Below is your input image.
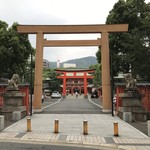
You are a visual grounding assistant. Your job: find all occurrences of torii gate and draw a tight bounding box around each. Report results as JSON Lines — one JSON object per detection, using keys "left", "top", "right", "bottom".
{"left": 17, "top": 24, "right": 128, "bottom": 112}
{"left": 55, "top": 69, "right": 95, "bottom": 97}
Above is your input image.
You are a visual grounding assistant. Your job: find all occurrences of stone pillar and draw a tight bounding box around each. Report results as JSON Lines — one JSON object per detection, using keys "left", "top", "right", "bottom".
{"left": 33, "top": 32, "right": 44, "bottom": 110}
{"left": 148, "top": 121, "right": 150, "bottom": 136}
{"left": 101, "top": 32, "right": 112, "bottom": 112}
{"left": 0, "top": 115, "right": 4, "bottom": 131}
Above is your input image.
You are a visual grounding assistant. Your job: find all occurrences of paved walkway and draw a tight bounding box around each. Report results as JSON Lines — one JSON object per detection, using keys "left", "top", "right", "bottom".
{"left": 0, "top": 96, "right": 150, "bottom": 150}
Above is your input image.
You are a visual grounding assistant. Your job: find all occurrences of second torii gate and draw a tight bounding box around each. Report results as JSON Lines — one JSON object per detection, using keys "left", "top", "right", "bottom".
{"left": 17, "top": 24, "right": 128, "bottom": 113}
{"left": 55, "top": 69, "right": 95, "bottom": 97}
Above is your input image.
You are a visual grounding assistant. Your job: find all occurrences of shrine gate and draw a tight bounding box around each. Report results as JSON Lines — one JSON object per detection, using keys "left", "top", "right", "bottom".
{"left": 17, "top": 24, "right": 128, "bottom": 113}
{"left": 55, "top": 69, "right": 95, "bottom": 97}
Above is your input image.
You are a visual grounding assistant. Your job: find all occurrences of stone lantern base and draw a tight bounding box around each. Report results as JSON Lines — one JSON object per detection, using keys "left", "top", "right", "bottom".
{"left": 118, "top": 88, "right": 147, "bottom": 122}
{"left": 0, "top": 89, "right": 26, "bottom": 121}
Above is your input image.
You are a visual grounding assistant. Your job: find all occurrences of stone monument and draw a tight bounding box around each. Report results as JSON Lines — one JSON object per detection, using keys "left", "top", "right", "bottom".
{"left": 0, "top": 74, "right": 26, "bottom": 121}
{"left": 118, "top": 74, "right": 147, "bottom": 122}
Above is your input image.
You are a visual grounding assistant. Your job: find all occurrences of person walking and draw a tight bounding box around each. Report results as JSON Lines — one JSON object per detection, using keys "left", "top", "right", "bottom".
{"left": 75, "top": 91, "right": 78, "bottom": 98}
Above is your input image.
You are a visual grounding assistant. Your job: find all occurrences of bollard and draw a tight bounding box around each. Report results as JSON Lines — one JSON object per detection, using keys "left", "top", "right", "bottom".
{"left": 83, "top": 120, "right": 88, "bottom": 135}
{"left": 114, "top": 122, "right": 119, "bottom": 136}
{"left": 148, "top": 121, "right": 150, "bottom": 136}
{"left": 27, "top": 117, "right": 31, "bottom": 132}
{"left": 54, "top": 119, "right": 59, "bottom": 133}
{"left": 0, "top": 115, "right": 4, "bottom": 131}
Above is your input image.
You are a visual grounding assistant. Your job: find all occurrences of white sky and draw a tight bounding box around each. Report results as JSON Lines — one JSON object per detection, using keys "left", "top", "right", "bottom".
{"left": 0, "top": 0, "right": 150, "bottom": 62}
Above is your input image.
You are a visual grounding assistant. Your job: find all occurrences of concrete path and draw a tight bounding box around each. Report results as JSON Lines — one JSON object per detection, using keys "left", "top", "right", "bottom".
{"left": 0, "top": 96, "right": 150, "bottom": 150}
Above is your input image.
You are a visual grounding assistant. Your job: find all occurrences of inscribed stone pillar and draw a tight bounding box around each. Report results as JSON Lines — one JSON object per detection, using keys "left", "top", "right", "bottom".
{"left": 33, "top": 32, "right": 44, "bottom": 110}
{"left": 101, "top": 32, "right": 112, "bottom": 112}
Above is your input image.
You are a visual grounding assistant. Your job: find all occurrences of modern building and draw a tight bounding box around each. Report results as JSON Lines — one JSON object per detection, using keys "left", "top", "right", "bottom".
{"left": 43, "top": 59, "right": 50, "bottom": 68}
{"left": 63, "top": 63, "right": 76, "bottom": 68}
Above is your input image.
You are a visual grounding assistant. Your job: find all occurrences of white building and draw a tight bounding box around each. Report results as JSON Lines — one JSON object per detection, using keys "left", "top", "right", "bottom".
{"left": 63, "top": 63, "right": 76, "bottom": 68}
{"left": 43, "top": 59, "right": 50, "bottom": 68}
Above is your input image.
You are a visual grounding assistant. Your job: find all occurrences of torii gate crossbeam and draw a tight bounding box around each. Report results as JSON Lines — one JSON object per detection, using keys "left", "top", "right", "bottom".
{"left": 17, "top": 24, "right": 128, "bottom": 113}
{"left": 43, "top": 39, "right": 101, "bottom": 47}
{"left": 17, "top": 24, "right": 128, "bottom": 33}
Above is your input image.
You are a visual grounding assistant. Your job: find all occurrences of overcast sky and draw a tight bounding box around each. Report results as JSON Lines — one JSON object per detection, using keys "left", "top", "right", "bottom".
{"left": 0, "top": 0, "right": 150, "bottom": 62}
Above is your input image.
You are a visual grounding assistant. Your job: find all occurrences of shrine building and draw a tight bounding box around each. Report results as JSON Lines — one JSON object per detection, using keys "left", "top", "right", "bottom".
{"left": 55, "top": 69, "right": 95, "bottom": 97}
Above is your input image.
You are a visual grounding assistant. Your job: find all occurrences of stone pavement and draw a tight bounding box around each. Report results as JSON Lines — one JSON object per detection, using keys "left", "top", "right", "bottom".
{"left": 0, "top": 97, "right": 150, "bottom": 150}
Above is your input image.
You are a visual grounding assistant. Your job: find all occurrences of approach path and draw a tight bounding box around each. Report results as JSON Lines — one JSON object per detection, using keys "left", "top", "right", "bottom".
{"left": 0, "top": 94, "right": 150, "bottom": 150}
{"left": 42, "top": 94, "right": 102, "bottom": 114}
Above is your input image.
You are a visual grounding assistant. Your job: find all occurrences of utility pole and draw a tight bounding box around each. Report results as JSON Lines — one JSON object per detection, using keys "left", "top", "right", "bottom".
{"left": 30, "top": 50, "right": 33, "bottom": 116}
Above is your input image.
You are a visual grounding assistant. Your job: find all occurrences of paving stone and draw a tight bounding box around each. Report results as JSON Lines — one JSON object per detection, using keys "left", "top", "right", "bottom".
{"left": 0, "top": 113, "right": 150, "bottom": 149}
{"left": 58, "top": 135, "right": 67, "bottom": 141}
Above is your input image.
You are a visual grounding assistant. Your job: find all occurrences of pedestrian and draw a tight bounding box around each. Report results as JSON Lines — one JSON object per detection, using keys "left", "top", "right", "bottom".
{"left": 75, "top": 91, "right": 78, "bottom": 98}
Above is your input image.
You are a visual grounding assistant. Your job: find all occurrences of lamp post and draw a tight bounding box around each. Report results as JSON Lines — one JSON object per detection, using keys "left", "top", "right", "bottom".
{"left": 30, "top": 50, "right": 33, "bottom": 116}
{"left": 110, "top": 49, "right": 114, "bottom": 116}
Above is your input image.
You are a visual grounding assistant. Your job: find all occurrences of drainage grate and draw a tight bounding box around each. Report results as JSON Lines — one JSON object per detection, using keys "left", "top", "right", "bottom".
{"left": 104, "top": 137, "right": 115, "bottom": 144}
{"left": 15, "top": 132, "right": 27, "bottom": 138}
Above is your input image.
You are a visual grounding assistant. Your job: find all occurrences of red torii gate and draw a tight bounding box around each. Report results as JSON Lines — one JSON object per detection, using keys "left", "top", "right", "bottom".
{"left": 55, "top": 69, "right": 95, "bottom": 97}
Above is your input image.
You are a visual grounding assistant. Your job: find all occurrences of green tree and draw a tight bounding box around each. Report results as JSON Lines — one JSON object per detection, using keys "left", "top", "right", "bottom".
{"left": 22, "top": 48, "right": 35, "bottom": 84}
{"left": 89, "top": 64, "right": 102, "bottom": 86}
{"left": 96, "top": 0, "right": 150, "bottom": 80}
{"left": 43, "top": 68, "right": 62, "bottom": 91}
{"left": 43, "top": 68, "right": 58, "bottom": 80}
{"left": 96, "top": 47, "right": 101, "bottom": 63}
{"left": 0, "top": 21, "right": 33, "bottom": 79}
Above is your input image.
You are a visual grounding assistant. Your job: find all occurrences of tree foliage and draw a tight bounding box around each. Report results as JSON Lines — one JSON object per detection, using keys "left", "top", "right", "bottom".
{"left": 89, "top": 64, "right": 102, "bottom": 86}
{"left": 96, "top": 0, "right": 150, "bottom": 80}
{"left": 43, "top": 68, "right": 58, "bottom": 80}
{"left": 0, "top": 20, "right": 33, "bottom": 79}
{"left": 43, "top": 68, "right": 62, "bottom": 91}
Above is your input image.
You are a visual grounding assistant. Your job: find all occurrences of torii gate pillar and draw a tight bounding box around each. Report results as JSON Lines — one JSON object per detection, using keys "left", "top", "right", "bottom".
{"left": 33, "top": 32, "right": 44, "bottom": 110}
{"left": 101, "top": 32, "right": 111, "bottom": 112}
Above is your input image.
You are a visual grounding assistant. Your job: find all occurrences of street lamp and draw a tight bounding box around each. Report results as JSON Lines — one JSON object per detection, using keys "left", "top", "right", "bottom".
{"left": 30, "top": 50, "right": 33, "bottom": 116}
{"left": 110, "top": 49, "right": 114, "bottom": 116}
